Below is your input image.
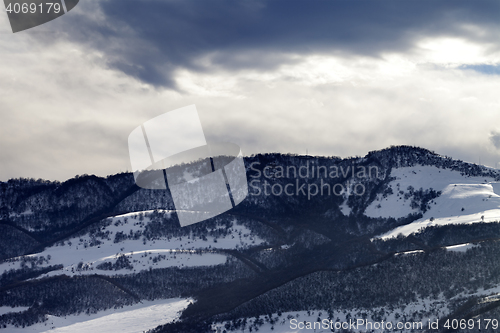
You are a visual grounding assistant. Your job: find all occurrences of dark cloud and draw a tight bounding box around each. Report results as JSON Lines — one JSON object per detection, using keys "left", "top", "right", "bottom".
{"left": 50, "top": 0, "right": 500, "bottom": 87}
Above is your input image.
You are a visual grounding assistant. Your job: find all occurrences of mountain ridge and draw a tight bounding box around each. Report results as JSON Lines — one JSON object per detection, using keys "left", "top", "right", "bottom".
{"left": 2, "top": 145, "right": 500, "bottom": 331}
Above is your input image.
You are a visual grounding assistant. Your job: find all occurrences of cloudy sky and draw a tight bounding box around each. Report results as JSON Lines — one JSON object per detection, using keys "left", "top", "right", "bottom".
{"left": 1, "top": 0, "right": 500, "bottom": 181}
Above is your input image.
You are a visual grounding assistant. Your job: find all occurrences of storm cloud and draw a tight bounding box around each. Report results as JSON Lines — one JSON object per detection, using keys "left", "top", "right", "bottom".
{"left": 56, "top": 0, "right": 500, "bottom": 87}
{"left": 2, "top": 0, "right": 500, "bottom": 181}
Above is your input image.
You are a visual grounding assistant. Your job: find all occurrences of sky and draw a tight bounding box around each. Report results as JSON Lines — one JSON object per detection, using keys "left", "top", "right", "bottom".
{"left": 1, "top": 0, "right": 500, "bottom": 181}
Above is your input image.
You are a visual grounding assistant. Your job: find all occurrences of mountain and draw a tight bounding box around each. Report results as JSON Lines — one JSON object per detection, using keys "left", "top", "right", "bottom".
{"left": 2, "top": 145, "right": 500, "bottom": 332}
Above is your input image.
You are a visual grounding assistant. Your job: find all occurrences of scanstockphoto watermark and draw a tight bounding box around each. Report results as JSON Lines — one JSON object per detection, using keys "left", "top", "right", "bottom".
{"left": 290, "top": 318, "right": 424, "bottom": 331}
{"left": 248, "top": 161, "right": 380, "bottom": 200}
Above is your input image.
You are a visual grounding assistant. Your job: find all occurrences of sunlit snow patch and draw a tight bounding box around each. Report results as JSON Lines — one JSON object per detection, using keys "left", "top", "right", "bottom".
{"left": 6, "top": 298, "right": 191, "bottom": 333}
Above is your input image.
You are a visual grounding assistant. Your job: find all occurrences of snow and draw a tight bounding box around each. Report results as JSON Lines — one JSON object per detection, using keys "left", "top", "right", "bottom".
{"left": 339, "top": 202, "right": 351, "bottom": 216}
{"left": 365, "top": 165, "right": 494, "bottom": 219}
{"left": 394, "top": 249, "right": 425, "bottom": 256}
{"left": 445, "top": 243, "right": 479, "bottom": 253}
{"left": 0, "top": 211, "right": 264, "bottom": 278}
{"left": 4, "top": 298, "right": 191, "bottom": 333}
{"left": 392, "top": 243, "right": 478, "bottom": 256}
{"left": 0, "top": 236, "right": 229, "bottom": 278}
{"left": 451, "top": 281, "right": 500, "bottom": 304}
{"left": 42, "top": 251, "right": 227, "bottom": 278}
{"left": 105, "top": 211, "right": 263, "bottom": 250}
{"left": 213, "top": 296, "right": 449, "bottom": 332}
{"left": 9, "top": 209, "right": 33, "bottom": 218}
{"left": 0, "top": 306, "right": 29, "bottom": 316}
{"left": 0, "top": 211, "right": 266, "bottom": 331}
{"left": 366, "top": 166, "right": 500, "bottom": 239}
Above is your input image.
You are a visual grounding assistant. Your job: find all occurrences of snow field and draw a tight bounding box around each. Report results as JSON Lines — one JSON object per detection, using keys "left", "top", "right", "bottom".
{"left": 4, "top": 298, "right": 191, "bottom": 333}
{"left": 0, "top": 211, "right": 264, "bottom": 277}
{"left": 364, "top": 166, "right": 500, "bottom": 239}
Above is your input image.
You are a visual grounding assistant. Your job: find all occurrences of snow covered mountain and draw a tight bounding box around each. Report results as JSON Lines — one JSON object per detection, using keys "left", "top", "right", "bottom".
{"left": 2, "top": 146, "right": 500, "bottom": 332}
{"left": 366, "top": 165, "right": 500, "bottom": 239}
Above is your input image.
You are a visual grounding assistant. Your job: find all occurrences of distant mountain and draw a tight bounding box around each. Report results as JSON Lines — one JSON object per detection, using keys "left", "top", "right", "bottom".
{"left": 2, "top": 145, "right": 500, "bottom": 332}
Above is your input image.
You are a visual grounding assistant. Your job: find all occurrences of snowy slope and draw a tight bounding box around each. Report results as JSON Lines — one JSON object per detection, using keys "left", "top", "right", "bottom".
{"left": 0, "top": 210, "right": 266, "bottom": 332}
{"left": 0, "top": 210, "right": 264, "bottom": 277}
{"left": 364, "top": 166, "right": 500, "bottom": 239}
{"left": 366, "top": 166, "right": 495, "bottom": 219}
{"left": 213, "top": 296, "right": 449, "bottom": 333}
{"left": 5, "top": 298, "right": 191, "bottom": 333}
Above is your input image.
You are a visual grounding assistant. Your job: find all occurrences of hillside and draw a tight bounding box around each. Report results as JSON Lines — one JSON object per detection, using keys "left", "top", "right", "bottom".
{"left": 2, "top": 146, "right": 500, "bottom": 332}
